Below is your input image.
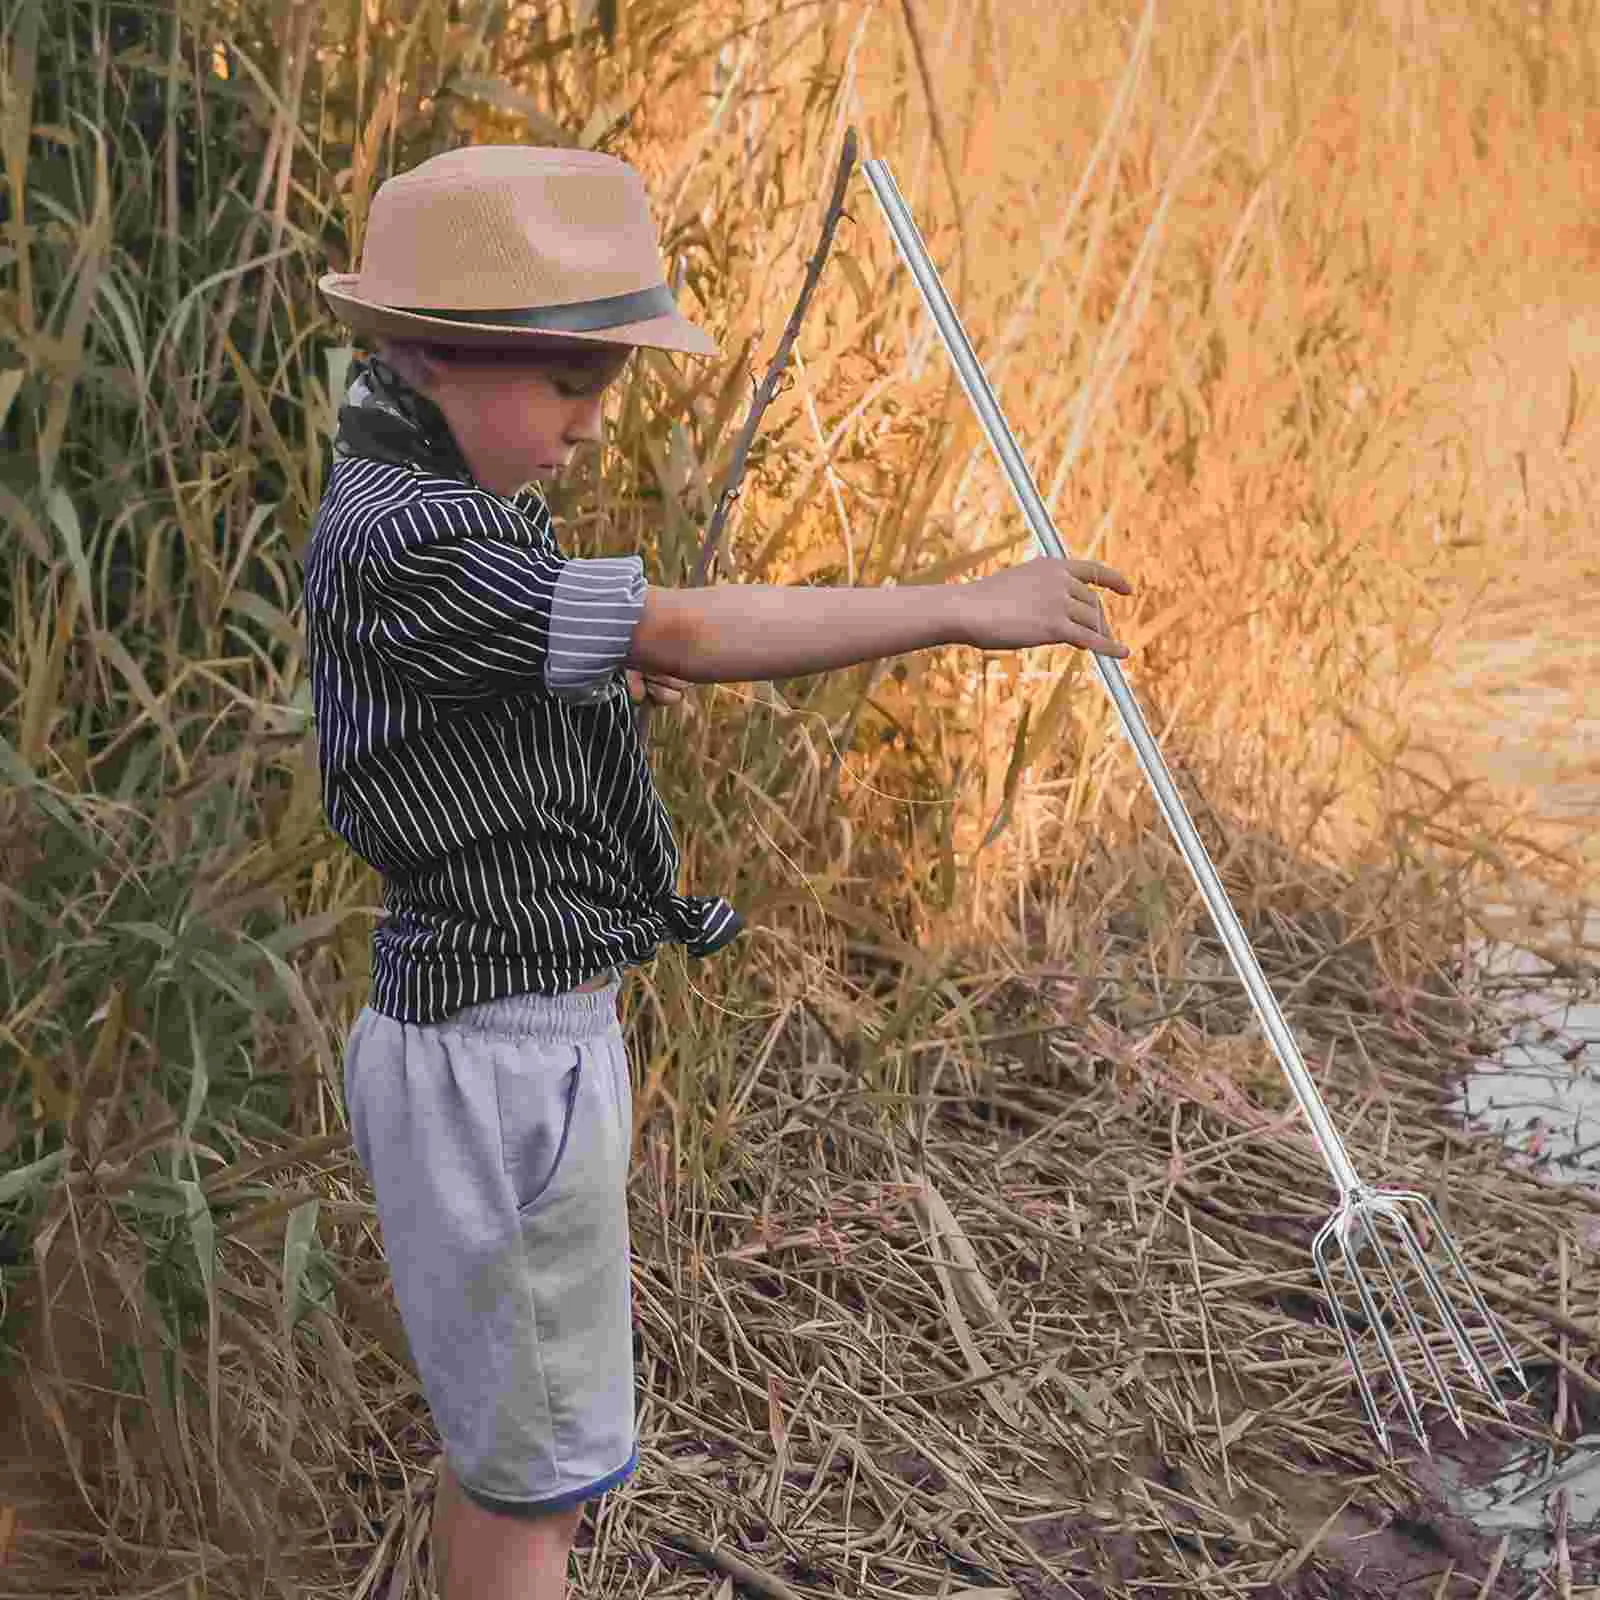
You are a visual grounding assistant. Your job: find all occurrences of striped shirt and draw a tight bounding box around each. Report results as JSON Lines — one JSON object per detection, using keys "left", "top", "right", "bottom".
{"left": 301, "top": 361, "right": 741, "bottom": 1022}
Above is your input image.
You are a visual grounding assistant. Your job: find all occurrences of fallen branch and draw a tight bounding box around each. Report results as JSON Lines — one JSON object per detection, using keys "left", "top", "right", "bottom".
{"left": 663, "top": 1528, "right": 810, "bottom": 1600}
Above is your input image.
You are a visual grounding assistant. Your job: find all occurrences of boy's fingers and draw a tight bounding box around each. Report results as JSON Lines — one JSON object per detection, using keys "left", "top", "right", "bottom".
{"left": 1060, "top": 604, "right": 1128, "bottom": 655}
{"left": 1065, "top": 582, "right": 1122, "bottom": 629}
{"left": 1068, "top": 559, "right": 1132, "bottom": 594}
{"left": 1068, "top": 598, "right": 1111, "bottom": 634}
{"left": 1083, "top": 630, "right": 1130, "bottom": 657}
{"left": 639, "top": 673, "right": 688, "bottom": 705}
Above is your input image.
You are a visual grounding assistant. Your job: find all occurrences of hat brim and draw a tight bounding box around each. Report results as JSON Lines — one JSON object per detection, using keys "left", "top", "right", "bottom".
{"left": 318, "top": 274, "right": 719, "bottom": 359}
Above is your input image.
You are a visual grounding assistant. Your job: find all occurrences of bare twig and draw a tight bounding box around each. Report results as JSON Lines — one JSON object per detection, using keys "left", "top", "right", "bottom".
{"left": 663, "top": 1528, "right": 810, "bottom": 1600}
{"left": 689, "top": 126, "right": 860, "bottom": 588}
{"left": 1554, "top": 1487, "right": 1573, "bottom": 1600}
{"left": 635, "top": 128, "right": 858, "bottom": 739}
{"left": 1472, "top": 1536, "right": 1510, "bottom": 1599}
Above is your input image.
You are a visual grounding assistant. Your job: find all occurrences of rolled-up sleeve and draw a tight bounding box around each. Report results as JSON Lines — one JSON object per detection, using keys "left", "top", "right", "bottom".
{"left": 546, "top": 555, "right": 647, "bottom": 699}
{"left": 364, "top": 515, "right": 569, "bottom": 699}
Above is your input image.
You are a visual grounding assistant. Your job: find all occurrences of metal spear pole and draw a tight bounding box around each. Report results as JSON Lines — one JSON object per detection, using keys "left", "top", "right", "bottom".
{"left": 862, "top": 158, "right": 1365, "bottom": 1191}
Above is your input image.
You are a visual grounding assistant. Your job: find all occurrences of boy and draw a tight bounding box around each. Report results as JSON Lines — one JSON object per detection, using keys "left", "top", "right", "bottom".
{"left": 308, "top": 143, "right": 1130, "bottom": 1600}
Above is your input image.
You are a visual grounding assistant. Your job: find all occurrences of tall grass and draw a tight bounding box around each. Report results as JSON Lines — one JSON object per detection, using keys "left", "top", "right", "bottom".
{"left": 2, "top": 0, "right": 1596, "bottom": 1593}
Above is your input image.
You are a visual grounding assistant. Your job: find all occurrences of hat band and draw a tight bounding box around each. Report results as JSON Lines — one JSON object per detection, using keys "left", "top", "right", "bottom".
{"left": 394, "top": 283, "right": 675, "bottom": 334}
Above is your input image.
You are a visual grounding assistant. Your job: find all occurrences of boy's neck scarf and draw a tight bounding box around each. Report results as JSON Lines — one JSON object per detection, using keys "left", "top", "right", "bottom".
{"left": 334, "top": 356, "right": 476, "bottom": 484}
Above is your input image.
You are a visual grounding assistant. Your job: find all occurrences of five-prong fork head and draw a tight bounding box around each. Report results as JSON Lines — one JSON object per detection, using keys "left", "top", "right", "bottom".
{"left": 1311, "top": 1185, "right": 1527, "bottom": 1456}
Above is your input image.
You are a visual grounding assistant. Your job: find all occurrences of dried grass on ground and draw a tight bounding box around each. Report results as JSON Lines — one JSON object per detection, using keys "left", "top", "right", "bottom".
{"left": 9, "top": 832, "right": 1596, "bottom": 1598}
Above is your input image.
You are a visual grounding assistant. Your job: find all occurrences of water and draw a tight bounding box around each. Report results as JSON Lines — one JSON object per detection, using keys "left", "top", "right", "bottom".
{"left": 1364, "top": 286, "right": 1600, "bottom": 1581}
{"left": 1441, "top": 919, "right": 1599, "bottom": 1573}
{"left": 1435, "top": 1436, "right": 1600, "bottom": 1576}
{"left": 1455, "top": 926, "right": 1600, "bottom": 1189}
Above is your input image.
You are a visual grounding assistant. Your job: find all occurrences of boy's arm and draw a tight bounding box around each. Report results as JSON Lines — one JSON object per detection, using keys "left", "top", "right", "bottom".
{"left": 361, "top": 510, "right": 644, "bottom": 702}
{"left": 625, "top": 558, "right": 1131, "bottom": 684}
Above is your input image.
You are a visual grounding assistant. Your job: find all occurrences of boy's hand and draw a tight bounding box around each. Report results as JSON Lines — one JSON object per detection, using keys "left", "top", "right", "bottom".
{"left": 956, "top": 558, "right": 1132, "bottom": 657}
{"left": 625, "top": 669, "right": 688, "bottom": 707}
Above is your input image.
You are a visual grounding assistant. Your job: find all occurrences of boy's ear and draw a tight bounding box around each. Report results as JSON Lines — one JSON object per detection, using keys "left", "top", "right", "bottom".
{"left": 379, "top": 338, "right": 448, "bottom": 393}
{"left": 416, "top": 345, "right": 451, "bottom": 388}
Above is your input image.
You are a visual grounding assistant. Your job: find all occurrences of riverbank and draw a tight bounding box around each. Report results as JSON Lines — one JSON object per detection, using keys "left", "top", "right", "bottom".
{"left": 5, "top": 823, "right": 1594, "bottom": 1599}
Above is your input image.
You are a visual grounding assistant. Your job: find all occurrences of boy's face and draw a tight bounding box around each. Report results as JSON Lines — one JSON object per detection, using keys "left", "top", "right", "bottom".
{"left": 410, "top": 339, "right": 634, "bottom": 497}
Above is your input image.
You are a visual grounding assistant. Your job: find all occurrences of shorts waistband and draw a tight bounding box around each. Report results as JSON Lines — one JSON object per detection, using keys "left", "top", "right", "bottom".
{"left": 436, "top": 976, "right": 620, "bottom": 1044}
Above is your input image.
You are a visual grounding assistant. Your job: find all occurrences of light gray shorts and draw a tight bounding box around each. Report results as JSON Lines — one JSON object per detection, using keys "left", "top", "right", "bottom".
{"left": 343, "top": 980, "right": 636, "bottom": 1516}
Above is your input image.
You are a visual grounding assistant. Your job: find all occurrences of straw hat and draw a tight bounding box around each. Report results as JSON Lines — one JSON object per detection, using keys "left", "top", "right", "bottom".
{"left": 318, "top": 145, "right": 717, "bottom": 358}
